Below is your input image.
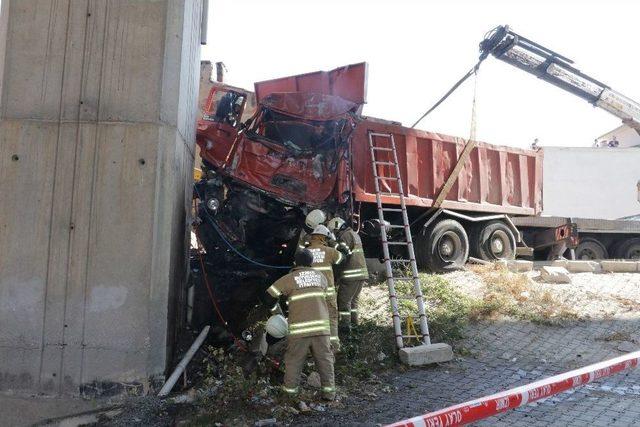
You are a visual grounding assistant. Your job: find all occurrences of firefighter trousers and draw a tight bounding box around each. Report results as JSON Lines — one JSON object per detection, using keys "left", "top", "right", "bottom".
{"left": 337, "top": 279, "right": 365, "bottom": 328}
{"left": 326, "top": 292, "right": 340, "bottom": 350}
{"left": 283, "top": 335, "right": 335, "bottom": 399}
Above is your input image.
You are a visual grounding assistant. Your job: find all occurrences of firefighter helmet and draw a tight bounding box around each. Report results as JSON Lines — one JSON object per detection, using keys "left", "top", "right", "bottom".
{"left": 312, "top": 224, "right": 332, "bottom": 239}
{"left": 265, "top": 314, "right": 288, "bottom": 338}
{"left": 305, "top": 209, "right": 327, "bottom": 229}
{"left": 327, "top": 217, "right": 346, "bottom": 232}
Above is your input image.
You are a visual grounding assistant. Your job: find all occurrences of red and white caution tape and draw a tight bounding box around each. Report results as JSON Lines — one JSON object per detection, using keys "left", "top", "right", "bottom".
{"left": 386, "top": 350, "right": 640, "bottom": 427}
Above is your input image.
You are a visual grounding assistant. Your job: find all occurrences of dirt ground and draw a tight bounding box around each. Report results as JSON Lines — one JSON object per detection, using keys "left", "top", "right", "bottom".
{"left": 7, "top": 265, "right": 640, "bottom": 426}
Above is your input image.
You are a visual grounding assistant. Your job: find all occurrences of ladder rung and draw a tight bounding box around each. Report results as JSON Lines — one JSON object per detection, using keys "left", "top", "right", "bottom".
{"left": 375, "top": 176, "right": 399, "bottom": 180}
{"left": 379, "top": 192, "right": 401, "bottom": 196}
{"left": 386, "top": 241, "right": 410, "bottom": 246}
{"left": 386, "top": 225, "right": 406, "bottom": 229}
{"left": 388, "top": 259, "right": 413, "bottom": 263}
{"left": 401, "top": 335, "right": 424, "bottom": 338}
{"left": 374, "top": 161, "right": 395, "bottom": 166}
{"left": 371, "top": 146, "right": 394, "bottom": 152}
{"left": 382, "top": 208, "right": 405, "bottom": 212}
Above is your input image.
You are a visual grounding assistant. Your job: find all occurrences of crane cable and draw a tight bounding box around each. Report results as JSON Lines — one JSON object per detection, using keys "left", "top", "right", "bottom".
{"left": 411, "top": 58, "right": 485, "bottom": 129}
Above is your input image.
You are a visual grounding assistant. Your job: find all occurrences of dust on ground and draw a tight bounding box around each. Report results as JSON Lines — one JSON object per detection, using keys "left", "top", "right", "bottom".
{"left": 98, "top": 265, "right": 640, "bottom": 426}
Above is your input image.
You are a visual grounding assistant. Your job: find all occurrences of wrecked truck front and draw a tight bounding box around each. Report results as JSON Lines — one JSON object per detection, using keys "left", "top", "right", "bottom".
{"left": 197, "top": 91, "right": 358, "bottom": 207}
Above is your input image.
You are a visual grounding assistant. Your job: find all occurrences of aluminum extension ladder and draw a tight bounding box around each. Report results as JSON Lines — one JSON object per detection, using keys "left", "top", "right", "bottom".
{"left": 367, "top": 131, "right": 431, "bottom": 349}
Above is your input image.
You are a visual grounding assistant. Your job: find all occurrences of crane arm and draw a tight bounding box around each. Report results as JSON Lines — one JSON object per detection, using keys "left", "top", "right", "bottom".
{"left": 479, "top": 26, "right": 640, "bottom": 134}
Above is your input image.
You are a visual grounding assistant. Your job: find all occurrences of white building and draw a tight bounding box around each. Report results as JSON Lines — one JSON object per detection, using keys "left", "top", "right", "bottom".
{"left": 542, "top": 146, "right": 640, "bottom": 219}
{"left": 594, "top": 125, "right": 640, "bottom": 148}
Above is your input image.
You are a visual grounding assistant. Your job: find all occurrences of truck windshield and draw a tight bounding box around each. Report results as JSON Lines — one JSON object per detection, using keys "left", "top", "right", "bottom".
{"left": 250, "top": 108, "right": 347, "bottom": 154}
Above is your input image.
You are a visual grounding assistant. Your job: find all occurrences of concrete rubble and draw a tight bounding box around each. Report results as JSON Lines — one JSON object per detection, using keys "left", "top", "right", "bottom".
{"left": 600, "top": 260, "right": 640, "bottom": 273}
{"left": 498, "top": 260, "right": 534, "bottom": 273}
{"left": 539, "top": 266, "right": 572, "bottom": 284}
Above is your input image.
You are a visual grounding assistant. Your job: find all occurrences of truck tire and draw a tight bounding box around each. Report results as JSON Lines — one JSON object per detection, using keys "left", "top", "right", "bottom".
{"left": 470, "top": 221, "right": 516, "bottom": 261}
{"left": 575, "top": 238, "right": 608, "bottom": 260}
{"left": 417, "top": 219, "right": 469, "bottom": 273}
{"left": 615, "top": 238, "right": 640, "bottom": 260}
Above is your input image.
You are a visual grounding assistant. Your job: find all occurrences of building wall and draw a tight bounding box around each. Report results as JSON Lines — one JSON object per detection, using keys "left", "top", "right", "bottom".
{"left": 595, "top": 124, "right": 640, "bottom": 148}
{"left": 0, "top": 0, "right": 202, "bottom": 395}
{"left": 542, "top": 147, "right": 640, "bottom": 219}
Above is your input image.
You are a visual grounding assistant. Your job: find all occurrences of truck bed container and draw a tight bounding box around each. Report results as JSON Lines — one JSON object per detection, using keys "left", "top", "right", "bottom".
{"left": 350, "top": 120, "right": 543, "bottom": 216}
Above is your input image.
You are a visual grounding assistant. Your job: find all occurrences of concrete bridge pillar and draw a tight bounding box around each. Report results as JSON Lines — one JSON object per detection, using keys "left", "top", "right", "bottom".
{"left": 0, "top": 0, "right": 203, "bottom": 395}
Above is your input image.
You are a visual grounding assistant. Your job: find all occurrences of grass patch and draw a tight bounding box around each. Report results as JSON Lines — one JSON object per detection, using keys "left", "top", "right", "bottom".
{"left": 469, "top": 264, "right": 578, "bottom": 325}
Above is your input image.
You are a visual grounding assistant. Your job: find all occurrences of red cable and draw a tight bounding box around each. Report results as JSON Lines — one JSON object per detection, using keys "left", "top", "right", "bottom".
{"left": 191, "top": 198, "right": 281, "bottom": 368}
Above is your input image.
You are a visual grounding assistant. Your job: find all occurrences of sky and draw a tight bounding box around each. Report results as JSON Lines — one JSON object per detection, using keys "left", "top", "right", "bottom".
{"left": 202, "top": 0, "right": 640, "bottom": 149}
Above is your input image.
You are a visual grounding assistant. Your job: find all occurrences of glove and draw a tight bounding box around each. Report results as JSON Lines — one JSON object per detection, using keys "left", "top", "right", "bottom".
{"left": 336, "top": 242, "right": 351, "bottom": 257}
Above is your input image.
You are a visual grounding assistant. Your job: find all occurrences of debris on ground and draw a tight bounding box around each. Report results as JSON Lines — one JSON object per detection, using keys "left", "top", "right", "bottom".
{"left": 104, "top": 265, "right": 640, "bottom": 425}
{"left": 539, "top": 266, "right": 572, "bottom": 284}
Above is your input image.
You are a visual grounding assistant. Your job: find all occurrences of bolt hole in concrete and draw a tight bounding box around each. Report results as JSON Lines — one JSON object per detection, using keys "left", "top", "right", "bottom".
{"left": 139, "top": 158, "right": 146, "bottom": 165}
{"left": 11, "top": 154, "right": 19, "bottom": 161}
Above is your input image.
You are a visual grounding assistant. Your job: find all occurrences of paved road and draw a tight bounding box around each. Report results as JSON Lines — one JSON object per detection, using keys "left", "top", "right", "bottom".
{"left": 302, "top": 317, "right": 640, "bottom": 426}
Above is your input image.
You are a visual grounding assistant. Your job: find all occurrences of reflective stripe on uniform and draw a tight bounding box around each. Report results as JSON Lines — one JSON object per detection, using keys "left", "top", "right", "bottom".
{"left": 298, "top": 244, "right": 306, "bottom": 249}
{"left": 322, "top": 386, "right": 336, "bottom": 392}
{"left": 351, "top": 248, "right": 364, "bottom": 253}
{"left": 283, "top": 386, "right": 298, "bottom": 394}
{"left": 339, "top": 311, "right": 351, "bottom": 317}
{"left": 289, "top": 325, "right": 330, "bottom": 335}
{"left": 267, "top": 285, "right": 281, "bottom": 297}
{"left": 289, "top": 319, "right": 330, "bottom": 336}
{"left": 351, "top": 309, "right": 358, "bottom": 313}
{"left": 343, "top": 274, "right": 367, "bottom": 279}
{"left": 341, "top": 268, "right": 368, "bottom": 279}
{"left": 325, "top": 286, "right": 336, "bottom": 296}
{"left": 311, "top": 266, "right": 332, "bottom": 271}
{"left": 289, "top": 319, "right": 330, "bottom": 329}
{"left": 289, "top": 291, "right": 326, "bottom": 302}
{"left": 335, "top": 252, "right": 343, "bottom": 264}
{"left": 342, "top": 267, "right": 367, "bottom": 274}
{"left": 330, "top": 336, "right": 340, "bottom": 342}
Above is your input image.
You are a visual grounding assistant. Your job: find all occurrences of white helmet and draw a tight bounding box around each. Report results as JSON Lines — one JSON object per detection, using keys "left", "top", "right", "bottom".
{"left": 327, "top": 217, "right": 346, "bottom": 232}
{"left": 305, "top": 209, "right": 327, "bottom": 229}
{"left": 265, "top": 314, "right": 288, "bottom": 338}
{"left": 312, "top": 224, "right": 332, "bottom": 239}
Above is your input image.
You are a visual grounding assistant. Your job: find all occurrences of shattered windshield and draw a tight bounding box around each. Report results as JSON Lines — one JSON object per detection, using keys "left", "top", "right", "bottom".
{"left": 256, "top": 109, "right": 349, "bottom": 153}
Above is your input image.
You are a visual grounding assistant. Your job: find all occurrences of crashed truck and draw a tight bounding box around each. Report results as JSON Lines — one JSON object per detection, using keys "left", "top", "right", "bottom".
{"left": 190, "top": 63, "right": 548, "bottom": 331}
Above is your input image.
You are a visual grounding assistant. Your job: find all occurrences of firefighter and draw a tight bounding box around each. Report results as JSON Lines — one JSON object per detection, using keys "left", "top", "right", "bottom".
{"left": 266, "top": 249, "right": 336, "bottom": 400}
{"left": 296, "top": 209, "right": 327, "bottom": 253}
{"left": 328, "top": 217, "right": 369, "bottom": 335}
{"left": 307, "top": 225, "right": 345, "bottom": 351}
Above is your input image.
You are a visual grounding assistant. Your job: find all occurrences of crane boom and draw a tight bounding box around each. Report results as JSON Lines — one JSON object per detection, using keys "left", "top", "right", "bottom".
{"left": 479, "top": 26, "right": 640, "bottom": 134}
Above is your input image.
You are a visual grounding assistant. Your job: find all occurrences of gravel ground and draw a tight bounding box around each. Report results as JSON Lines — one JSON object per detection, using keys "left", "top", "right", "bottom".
{"left": 301, "top": 269, "right": 640, "bottom": 426}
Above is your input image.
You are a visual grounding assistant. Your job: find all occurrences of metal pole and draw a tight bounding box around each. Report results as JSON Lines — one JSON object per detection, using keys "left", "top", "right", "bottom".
{"left": 158, "top": 325, "right": 210, "bottom": 397}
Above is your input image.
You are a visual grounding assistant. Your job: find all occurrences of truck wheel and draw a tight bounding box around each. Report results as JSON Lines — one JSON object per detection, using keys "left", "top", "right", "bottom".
{"left": 575, "top": 238, "right": 608, "bottom": 260}
{"left": 615, "top": 238, "right": 640, "bottom": 260}
{"left": 417, "top": 219, "right": 469, "bottom": 273}
{"left": 470, "top": 221, "right": 516, "bottom": 261}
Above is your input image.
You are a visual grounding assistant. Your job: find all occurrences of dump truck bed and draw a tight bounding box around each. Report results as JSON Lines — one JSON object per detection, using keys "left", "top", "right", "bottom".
{"left": 351, "top": 120, "right": 543, "bottom": 216}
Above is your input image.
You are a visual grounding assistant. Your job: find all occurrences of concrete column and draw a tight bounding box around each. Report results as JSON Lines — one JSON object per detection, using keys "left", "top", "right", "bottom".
{"left": 0, "top": 0, "right": 202, "bottom": 395}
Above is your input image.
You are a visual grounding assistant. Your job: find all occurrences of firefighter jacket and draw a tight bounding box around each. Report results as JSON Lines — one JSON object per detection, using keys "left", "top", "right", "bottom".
{"left": 266, "top": 267, "right": 330, "bottom": 338}
{"left": 337, "top": 228, "right": 368, "bottom": 282}
{"left": 306, "top": 236, "right": 343, "bottom": 293}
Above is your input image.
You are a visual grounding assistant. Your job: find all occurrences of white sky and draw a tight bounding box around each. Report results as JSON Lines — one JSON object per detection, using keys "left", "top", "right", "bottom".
{"left": 202, "top": 0, "right": 640, "bottom": 149}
